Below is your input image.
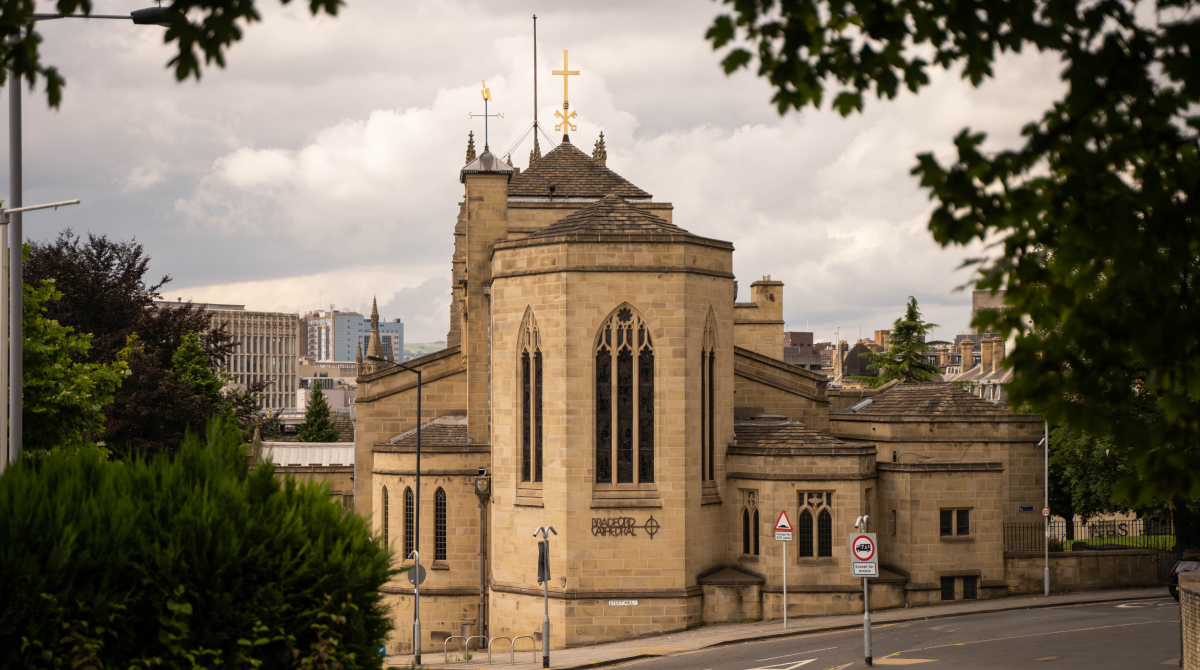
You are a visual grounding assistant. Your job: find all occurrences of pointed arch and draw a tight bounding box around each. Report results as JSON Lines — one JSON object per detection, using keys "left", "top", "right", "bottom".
{"left": 818, "top": 509, "right": 833, "bottom": 557}
{"left": 403, "top": 487, "right": 414, "bottom": 558}
{"left": 518, "top": 308, "right": 544, "bottom": 483}
{"left": 797, "top": 509, "right": 814, "bottom": 557}
{"left": 701, "top": 308, "right": 718, "bottom": 482}
{"left": 434, "top": 487, "right": 448, "bottom": 561}
{"left": 594, "top": 303, "right": 655, "bottom": 484}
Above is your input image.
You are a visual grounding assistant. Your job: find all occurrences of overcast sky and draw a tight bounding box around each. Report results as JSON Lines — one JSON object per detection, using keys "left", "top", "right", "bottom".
{"left": 5, "top": 0, "right": 1066, "bottom": 343}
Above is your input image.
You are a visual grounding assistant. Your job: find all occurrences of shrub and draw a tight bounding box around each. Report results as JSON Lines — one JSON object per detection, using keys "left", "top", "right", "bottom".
{"left": 0, "top": 420, "right": 396, "bottom": 668}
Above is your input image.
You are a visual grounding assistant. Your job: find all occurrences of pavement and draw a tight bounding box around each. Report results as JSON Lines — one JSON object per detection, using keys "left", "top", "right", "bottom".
{"left": 385, "top": 586, "right": 1169, "bottom": 669}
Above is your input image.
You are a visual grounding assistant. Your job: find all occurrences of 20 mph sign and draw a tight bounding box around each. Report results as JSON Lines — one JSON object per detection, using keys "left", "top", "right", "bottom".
{"left": 849, "top": 533, "right": 878, "bottom": 577}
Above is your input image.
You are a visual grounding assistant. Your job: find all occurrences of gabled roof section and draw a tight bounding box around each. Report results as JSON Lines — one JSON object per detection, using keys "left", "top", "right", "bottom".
{"left": 389, "top": 415, "right": 468, "bottom": 447}
{"left": 525, "top": 193, "right": 687, "bottom": 238}
{"left": 459, "top": 149, "right": 514, "bottom": 183}
{"left": 843, "top": 382, "right": 1009, "bottom": 415}
{"left": 508, "top": 139, "right": 651, "bottom": 199}
{"left": 734, "top": 421, "right": 848, "bottom": 450}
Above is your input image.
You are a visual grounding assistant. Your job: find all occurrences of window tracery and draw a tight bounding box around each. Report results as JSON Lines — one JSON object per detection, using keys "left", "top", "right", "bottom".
{"left": 700, "top": 313, "right": 717, "bottom": 481}
{"left": 434, "top": 487, "right": 447, "bottom": 561}
{"left": 519, "top": 311, "right": 543, "bottom": 483}
{"left": 595, "top": 306, "right": 654, "bottom": 484}
{"left": 797, "top": 491, "right": 835, "bottom": 558}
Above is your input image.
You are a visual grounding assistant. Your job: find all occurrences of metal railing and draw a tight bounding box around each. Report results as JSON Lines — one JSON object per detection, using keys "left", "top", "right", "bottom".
{"left": 512, "top": 635, "right": 538, "bottom": 665}
{"left": 488, "top": 636, "right": 514, "bottom": 665}
{"left": 1003, "top": 518, "right": 1175, "bottom": 553}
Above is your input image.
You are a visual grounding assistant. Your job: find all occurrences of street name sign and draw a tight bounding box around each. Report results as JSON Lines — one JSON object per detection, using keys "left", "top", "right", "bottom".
{"left": 849, "top": 533, "right": 878, "bottom": 578}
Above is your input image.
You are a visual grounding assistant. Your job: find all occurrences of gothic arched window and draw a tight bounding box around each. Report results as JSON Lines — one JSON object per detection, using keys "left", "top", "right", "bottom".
{"left": 435, "top": 487, "right": 447, "bottom": 561}
{"left": 404, "top": 487, "right": 414, "bottom": 558}
{"left": 519, "top": 311, "right": 544, "bottom": 483}
{"left": 382, "top": 486, "right": 389, "bottom": 548}
{"left": 797, "top": 509, "right": 814, "bottom": 557}
{"left": 741, "top": 490, "right": 759, "bottom": 555}
{"left": 595, "top": 306, "right": 654, "bottom": 484}
{"left": 818, "top": 509, "right": 833, "bottom": 557}
{"left": 700, "top": 313, "right": 717, "bottom": 481}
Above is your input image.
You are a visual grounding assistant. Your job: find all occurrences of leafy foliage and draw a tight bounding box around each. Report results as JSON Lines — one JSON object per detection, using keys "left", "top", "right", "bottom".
{"left": 0, "top": 419, "right": 396, "bottom": 668}
{"left": 26, "top": 232, "right": 267, "bottom": 455}
{"left": 0, "top": 0, "right": 342, "bottom": 108}
{"left": 708, "top": 0, "right": 1200, "bottom": 506}
{"left": 1048, "top": 424, "right": 1131, "bottom": 524}
{"left": 22, "top": 276, "right": 127, "bottom": 451}
{"left": 857, "top": 296, "right": 946, "bottom": 384}
{"left": 298, "top": 381, "right": 341, "bottom": 443}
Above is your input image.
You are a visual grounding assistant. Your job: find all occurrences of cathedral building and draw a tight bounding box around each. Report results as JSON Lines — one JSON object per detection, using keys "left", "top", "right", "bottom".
{"left": 353, "top": 134, "right": 1045, "bottom": 653}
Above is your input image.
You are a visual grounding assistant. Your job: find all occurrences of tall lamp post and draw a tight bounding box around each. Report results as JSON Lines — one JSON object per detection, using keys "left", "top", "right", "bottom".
{"left": 366, "top": 354, "right": 423, "bottom": 662}
{"left": 6, "top": 7, "right": 171, "bottom": 466}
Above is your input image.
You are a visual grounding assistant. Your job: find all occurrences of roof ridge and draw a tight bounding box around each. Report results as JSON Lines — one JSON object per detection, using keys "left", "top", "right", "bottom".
{"left": 508, "top": 139, "right": 652, "bottom": 199}
{"left": 525, "top": 193, "right": 689, "bottom": 238}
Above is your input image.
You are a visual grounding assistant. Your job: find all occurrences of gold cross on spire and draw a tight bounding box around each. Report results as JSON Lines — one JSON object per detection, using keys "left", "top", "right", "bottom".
{"left": 552, "top": 50, "right": 579, "bottom": 135}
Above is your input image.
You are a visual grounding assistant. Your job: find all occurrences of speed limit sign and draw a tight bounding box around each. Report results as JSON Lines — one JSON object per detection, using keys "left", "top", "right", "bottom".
{"left": 1041, "top": 507, "right": 1051, "bottom": 518}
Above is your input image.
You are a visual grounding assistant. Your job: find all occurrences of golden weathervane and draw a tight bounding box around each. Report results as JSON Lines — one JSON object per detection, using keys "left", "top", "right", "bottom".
{"left": 553, "top": 50, "right": 579, "bottom": 134}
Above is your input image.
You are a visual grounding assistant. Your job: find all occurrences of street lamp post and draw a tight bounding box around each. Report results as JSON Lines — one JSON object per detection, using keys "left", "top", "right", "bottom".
{"left": 5, "top": 9, "right": 169, "bottom": 466}
{"left": 534, "top": 525, "right": 557, "bottom": 669}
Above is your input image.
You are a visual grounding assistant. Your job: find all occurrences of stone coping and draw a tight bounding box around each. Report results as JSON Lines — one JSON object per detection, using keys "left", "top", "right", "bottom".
{"left": 830, "top": 412, "right": 1044, "bottom": 424}
{"left": 877, "top": 461, "right": 1004, "bottom": 473}
{"left": 355, "top": 345, "right": 460, "bottom": 384}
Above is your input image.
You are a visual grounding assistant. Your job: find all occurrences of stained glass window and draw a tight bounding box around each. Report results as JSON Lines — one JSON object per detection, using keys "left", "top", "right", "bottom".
{"left": 700, "top": 352, "right": 707, "bottom": 479}
{"left": 522, "top": 352, "right": 531, "bottom": 482}
{"left": 818, "top": 509, "right": 833, "bottom": 557}
{"left": 742, "top": 509, "right": 751, "bottom": 555}
{"left": 753, "top": 508, "right": 760, "bottom": 556}
{"left": 595, "top": 307, "right": 654, "bottom": 484}
{"left": 596, "top": 345, "right": 612, "bottom": 484}
{"left": 382, "top": 486, "right": 389, "bottom": 548}
{"left": 616, "top": 350, "right": 634, "bottom": 483}
{"left": 404, "top": 487, "right": 414, "bottom": 558}
{"left": 707, "top": 349, "right": 715, "bottom": 481}
{"left": 435, "top": 488, "right": 447, "bottom": 561}
{"left": 535, "top": 351, "right": 544, "bottom": 483}
{"left": 797, "top": 510, "right": 814, "bottom": 557}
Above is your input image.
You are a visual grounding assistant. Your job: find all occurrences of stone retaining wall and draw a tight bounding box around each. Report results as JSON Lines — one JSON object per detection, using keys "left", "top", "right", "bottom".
{"left": 1183, "top": 572, "right": 1199, "bottom": 670}
{"left": 1004, "top": 549, "right": 1158, "bottom": 594}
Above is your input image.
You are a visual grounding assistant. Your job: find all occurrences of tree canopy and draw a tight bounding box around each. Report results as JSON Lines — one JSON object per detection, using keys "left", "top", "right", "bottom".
{"left": 708, "top": 0, "right": 1200, "bottom": 506}
{"left": 857, "top": 296, "right": 946, "bottom": 385}
{"left": 1, "top": 0, "right": 342, "bottom": 108}
{"left": 298, "top": 381, "right": 340, "bottom": 443}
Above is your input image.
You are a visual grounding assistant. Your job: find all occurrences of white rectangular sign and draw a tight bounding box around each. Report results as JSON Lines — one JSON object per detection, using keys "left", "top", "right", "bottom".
{"left": 775, "top": 531, "right": 792, "bottom": 542}
{"left": 607, "top": 600, "right": 638, "bottom": 607}
{"left": 853, "top": 562, "right": 878, "bottom": 577}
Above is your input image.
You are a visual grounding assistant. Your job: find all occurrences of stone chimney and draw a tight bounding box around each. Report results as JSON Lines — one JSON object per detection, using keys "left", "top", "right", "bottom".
{"left": 959, "top": 338, "right": 974, "bottom": 372}
{"left": 980, "top": 337, "right": 994, "bottom": 375}
{"left": 993, "top": 338, "right": 1006, "bottom": 373}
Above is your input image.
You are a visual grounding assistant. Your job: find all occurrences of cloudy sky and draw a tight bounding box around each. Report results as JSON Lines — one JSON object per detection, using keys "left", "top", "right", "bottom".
{"left": 5, "top": 0, "right": 1066, "bottom": 343}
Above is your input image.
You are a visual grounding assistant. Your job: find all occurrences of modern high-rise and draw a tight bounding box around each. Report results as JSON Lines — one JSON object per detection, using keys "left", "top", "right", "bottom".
{"left": 302, "top": 306, "right": 403, "bottom": 363}
{"left": 190, "top": 303, "right": 301, "bottom": 410}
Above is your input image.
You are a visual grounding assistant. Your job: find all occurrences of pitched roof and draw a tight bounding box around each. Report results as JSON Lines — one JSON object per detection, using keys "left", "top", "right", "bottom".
{"left": 525, "top": 193, "right": 688, "bottom": 238}
{"left": 842, "top": 382, "right": 1009, "bottom": 415}
{"left": 459, "top": 149, "right": 513, "bottom": 182}
{"left": 389, "top": 415, "right": 469, "bottom": 447}
{"left": 732, "top": 420, "right": 851, "bottom": 450}
{"left": 508, "top": 139, "right": 651, "bottom": 199}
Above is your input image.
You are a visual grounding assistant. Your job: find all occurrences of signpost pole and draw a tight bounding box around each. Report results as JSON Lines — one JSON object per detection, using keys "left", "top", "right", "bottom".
{"left": 1044, "top": 421, "right": 1050, "bottom": 597}
{"left": 863, "top": 576, "right": 872, "bottom": 666}
{"left": 783, "top": 537, "right": 787, "bottom": 629}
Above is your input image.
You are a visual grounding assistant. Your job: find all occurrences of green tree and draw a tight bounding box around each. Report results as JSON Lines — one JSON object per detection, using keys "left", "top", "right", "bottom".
{"left": 297, "top": 380, "right": 339, "bottom": 443}
{"left": 1049, "top": 425, "right": 1130, "bottom": 525}
{"left": 2, "top": 0, "right": 341, "bottom": 109}
{"left": 855, "top": 296, "right": 946, "bottom": 385}
{"left": 171, "top": 332, "right": 225, "bottom": 408}
{"left": 22, "top": 277, "right": 127, "bottom": 451}
{"left": 707, "top": 0, "right": 1200, "bottom": 507}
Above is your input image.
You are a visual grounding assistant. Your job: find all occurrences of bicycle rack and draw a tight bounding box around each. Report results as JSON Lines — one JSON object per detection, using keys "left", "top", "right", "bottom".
{"left": 512, "top": 635, "right": 538, "bottom": 665}
{"left": 442, "top": 635, "right": 487, "bottom": 664}
{"left": 488, "top": 636, "right": 514, "bottom": 665}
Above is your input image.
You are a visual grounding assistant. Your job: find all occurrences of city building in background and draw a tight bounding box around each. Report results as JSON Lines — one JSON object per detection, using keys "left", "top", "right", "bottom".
{"left": 159, "top": 302, "right": 301, "bottom": 410}
{"left": 302, "top": 306, "right": 404, "bottom": 363}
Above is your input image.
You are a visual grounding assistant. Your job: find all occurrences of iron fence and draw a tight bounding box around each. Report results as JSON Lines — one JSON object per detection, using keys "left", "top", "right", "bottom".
{"left": 1003, "top": 518, "right": 1175, "bottom": 553}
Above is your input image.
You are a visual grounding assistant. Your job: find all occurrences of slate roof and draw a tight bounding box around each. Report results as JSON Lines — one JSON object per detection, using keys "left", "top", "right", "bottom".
{"left": 459, "top": 149, "right": 514, "bottom": 182}
{"left": 389, "top": 415, "right": 469, "bottom": 446}
{"left": 508, "top": 140, "right": 651, "bottom": 199}
{"left": 525, "top": 193, "right": 689, "bottom": 238}
{"left": 733, "top": 420, "right": 849, "bottom": 449}
{"left": 842, "top": 382, "right": 1009, "bottom": 415}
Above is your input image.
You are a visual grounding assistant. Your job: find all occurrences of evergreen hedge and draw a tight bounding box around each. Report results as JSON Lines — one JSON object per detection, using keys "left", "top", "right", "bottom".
{"left": 0, "top": 420, "right": 396, "bottom": 668}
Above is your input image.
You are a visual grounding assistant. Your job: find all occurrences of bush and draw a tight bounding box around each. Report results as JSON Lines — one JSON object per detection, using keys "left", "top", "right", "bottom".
{"left": 0, "top": 420, "right": 396, "bottom": 668}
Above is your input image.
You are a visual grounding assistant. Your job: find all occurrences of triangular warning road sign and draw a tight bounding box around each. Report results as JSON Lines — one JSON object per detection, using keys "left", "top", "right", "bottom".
{"left": 774, "top": 510, "right": 792, "bottom": 532}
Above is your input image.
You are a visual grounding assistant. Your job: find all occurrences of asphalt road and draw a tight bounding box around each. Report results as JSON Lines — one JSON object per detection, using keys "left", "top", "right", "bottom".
{"left": 612, "top": 597, "right": 1181, "bottom": 670}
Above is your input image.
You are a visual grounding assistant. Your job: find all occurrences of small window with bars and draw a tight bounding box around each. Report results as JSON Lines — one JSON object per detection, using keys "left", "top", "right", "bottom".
{"left": 941, "top": 576, "right": 956, "bottom": 601}
{"left": 963, "top": 576, "right": 978, "bottom": 600}
{"left": 940, "top": 509, "right": 971, "bottom": 536}
{"left": 404, "top": 487, "right": 415, "bottom": 558}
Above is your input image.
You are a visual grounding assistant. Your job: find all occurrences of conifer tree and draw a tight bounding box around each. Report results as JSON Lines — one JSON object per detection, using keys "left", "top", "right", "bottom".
{"left": 171, "top": 332, "right": 225, "bottom": 407}
{"left": 297, "top": 380, "right": 340, "bottom": 443}
{"left": 858, "top": 296, "right": 948, "bottom": 384}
